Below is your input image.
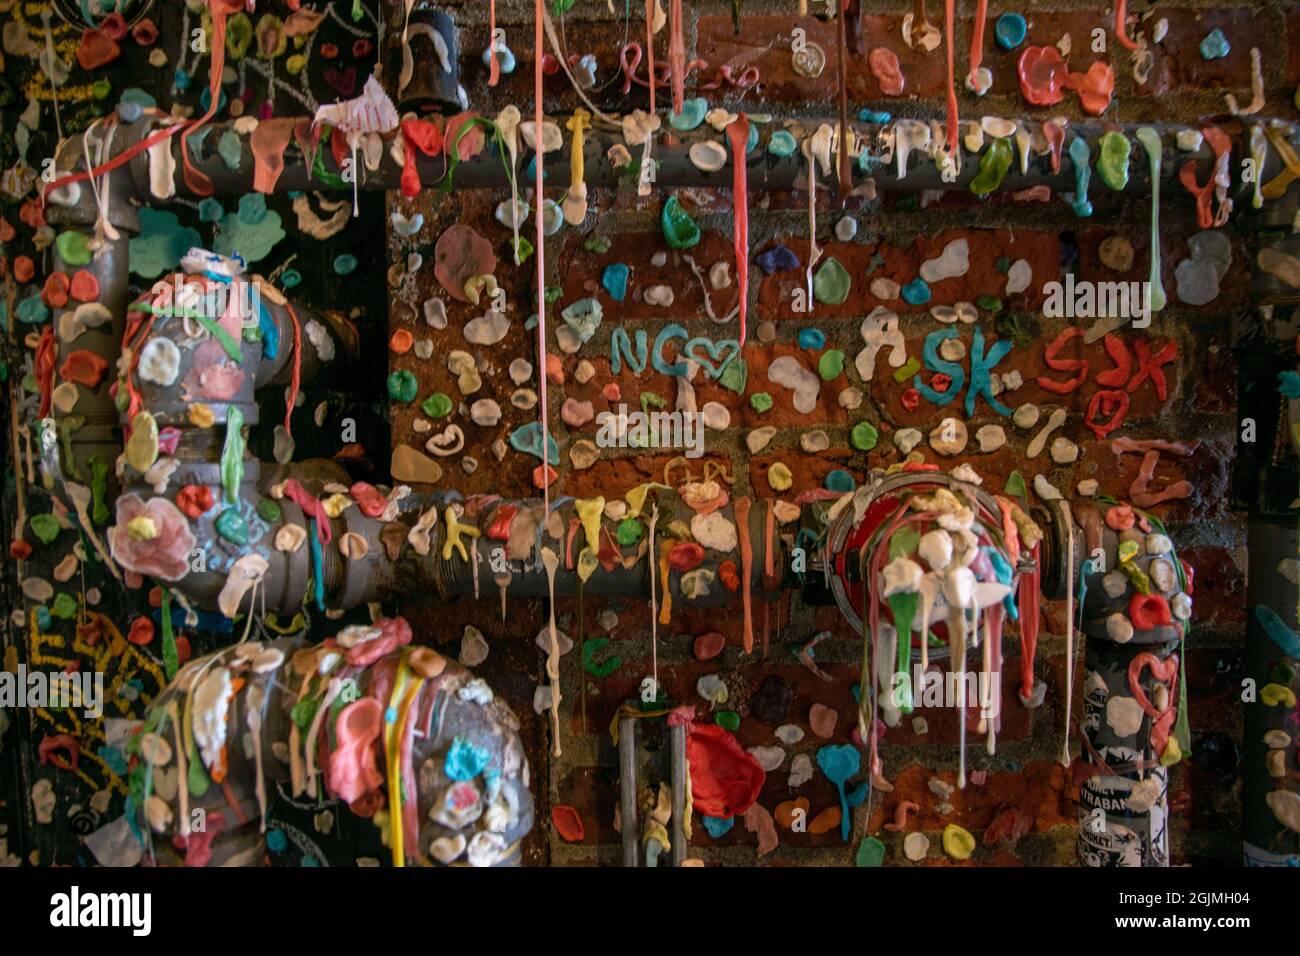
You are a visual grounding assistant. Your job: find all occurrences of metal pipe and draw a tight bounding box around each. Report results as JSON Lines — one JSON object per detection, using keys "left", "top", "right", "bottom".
{"left": 669, "top": 721, "right": 687, "bottom": 867}
{"left": 1235, "top": 142, "right": 1300, "bottom": 864}
{"left": 131, "top": 628, "right": 534, "bottom": 867}
{"left": 618, "top": 715, "right": 638, "bottom": 867}
{"left": 45, "top": 113, "right": 1280, "bottom": 206}
{"left": 1076, "top": 525, "right": 1181, "bottom": 868}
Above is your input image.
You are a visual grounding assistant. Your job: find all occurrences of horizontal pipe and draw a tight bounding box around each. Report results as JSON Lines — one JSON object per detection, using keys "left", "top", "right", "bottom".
{"left": 45, "top": 113, "right": 1286, "bottom": 210}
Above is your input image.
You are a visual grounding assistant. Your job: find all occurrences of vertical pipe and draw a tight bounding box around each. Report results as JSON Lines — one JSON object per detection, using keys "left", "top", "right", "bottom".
{"left": 1242, "top": 516, "right": 1300, "bottom": 865}
{"left": 1077, "top": 638, "right": 1174, "bottom": 867}
{"left": 1239, "top": 167, "right": 1300, "bottom": 865}
{"left": 1076, "top": 531, "right": 1180, "bottom": 867}
{"left": 618, "top": 715, "right": 639, "bottom": 867}
{"left": 670, "top": 721, "right": 687, "bottom": 866}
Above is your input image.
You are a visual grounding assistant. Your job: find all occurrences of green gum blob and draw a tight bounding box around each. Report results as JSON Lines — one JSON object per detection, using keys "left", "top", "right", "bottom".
{"left": 661, "top": 196, "right": 701, "bottom": 249}
{"left": 969, "top": 138, "right": 1013, "bottom": 197}
{"left": 1096, "top": 131, "right": 1131, "bottom": 191}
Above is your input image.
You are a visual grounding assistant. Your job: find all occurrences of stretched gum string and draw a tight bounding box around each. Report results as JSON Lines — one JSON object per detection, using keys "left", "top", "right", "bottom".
{"left": 397, "top": 675, "right": 424, "bottom": 856}
{"left": 284, "top": 478, "right": 333, "bottom": 546}
{"left": 1018, "top": 544, "right": 1041, "bottom": 700}
{"left": 836, "top": 0, "right": 851, "bottom": 203}
{"left": 764, "top": 500, "right": 776, "bottom": 577}
{"left": 383, "top": 667, "right": 418, "bottom": 865}
{"left": 1061, "top": 502, "right": 1075, "bottom": 765}
{"left": 944, "top": 0, "right": 958, "bottom": 153}
{"left": 1114, "top": 0, "right": 1140, "bottom": 50}
{"left": 534, "top": 0, "right": 551, "bottom": 519}
{"left": 645, "top": 0, "right": 657, "bottom": 113}
{"left": 180, "top": 3, "right": 233, "bottom": 197}
{"left": 669, "top": 0, "right": 686, "bottom": 115}
{"left": 649, "top": 506, "right": 659, "bottom": 687}
{"left": 283, "top": 302, "right": 303, "bottom": 444}
{"left": 987, "top": 601, "right": 1004, "bottom": 739}
{"left": 488, "top": 0, "right": 501, "bottom": 86}
{"left": 42, "top": 118, "right": 182, "bottom": 209}
{"left": 725, "top": 116, "right": 749, "bottom": 348}
{"left": 969, "top": 0, "right": 988, "bottom": 84}
{"left": 735, "top": 497, "right": 754, "bottom": 654}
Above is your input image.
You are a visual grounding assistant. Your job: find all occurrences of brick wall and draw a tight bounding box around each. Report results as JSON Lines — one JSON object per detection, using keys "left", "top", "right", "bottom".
{"left": 384, "top": 0, "right": 1277, "bottom": 864}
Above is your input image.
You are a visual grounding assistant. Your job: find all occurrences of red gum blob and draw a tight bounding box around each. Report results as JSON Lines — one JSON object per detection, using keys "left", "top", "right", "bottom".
{"left": 128, "top": 617, "right": 155, "bottom": 646}
{"left": 552, "top": 805, "right": 586, "bottom": 843}
{"left": 38, "top": 734, "right": 80, "bottom": 770}
{"left": 174, "top": 811, "right": 225, "bottom": 867}
{"left": 488, "top": 503, "right": 519, "bottom": 540}
{"left": 350, "top": 481, "right": 389, "bottom": 518}
{"left": 694, "top": 631, "right": 726, "bottom": 660}
{"left": 669, "top": 541, "right": 704, "bottom": 572}
{"left": 76, "top": 28, "right": 121, "bottom": 71}
{"left": 1062, "top": 61, "right": 1115, "bottom": 115}
{"left": 718, "top": 559, "right": 740, "bottom": 591}
{"left": 70, "top": 269, "right": 100, "bottom": 302}
{"left": 400, "top": 119, "right": 443, "bottom": 198}
{"left": 1104, "top": 504, "right": 1135, "bottom": 531}
{"left": 175, "top": 485, "right": 214, "bottom": 518}
{"left": 132, "top": 18, "right": 159, "bottom": 46}
{"left": 42, "top": 272, "right": 70, "bottom": 308}
{"left": 59, "top": 349, "right": 110, "bottom": 388}
{"left": 1017, "top": 46, "right": 1068, "bottom": 107}
{"left": 100, "top": 12, "right": 128, "bottom": 41}
{"left": 869, "top": 47, "right": 905, "bottom": 96}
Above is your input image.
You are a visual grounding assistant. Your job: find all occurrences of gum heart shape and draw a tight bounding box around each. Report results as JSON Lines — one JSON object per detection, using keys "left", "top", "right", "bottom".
{"left": 327, "top": 698, "right": 384, "bottom": 803}
{"left": 1016, "top": 46, "right": 1068, "bottom": 106}
{"left": 324, "top": 66, "right": 358, "bottom": 96}
{"left": 1127, "top": 650, "right": 1180, "bottom": 758}
{"left": 684, "top": 336, "right": 740, "bottom": 379}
